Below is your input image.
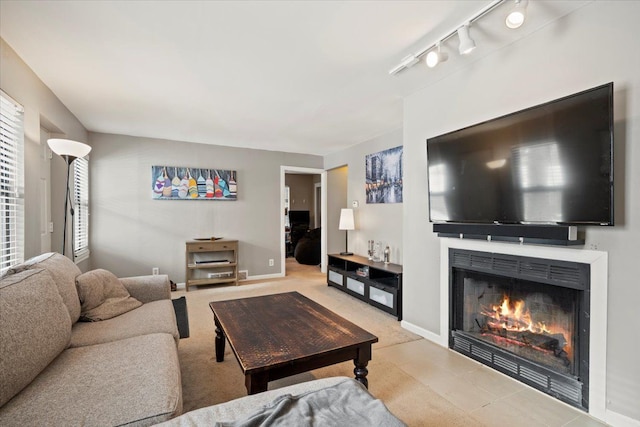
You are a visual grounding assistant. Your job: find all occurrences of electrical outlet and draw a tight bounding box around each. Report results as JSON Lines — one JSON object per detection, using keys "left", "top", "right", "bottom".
{"left": 152, "top": 267, "right": 159, "bottom": 275}
{"left": 268, "top": 259, "right": 274, "bottom": 267}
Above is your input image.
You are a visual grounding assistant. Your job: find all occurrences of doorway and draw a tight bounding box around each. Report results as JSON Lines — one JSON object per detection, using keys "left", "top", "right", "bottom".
{"left": 280, "top": 166, "right": 326, "bottom": 276}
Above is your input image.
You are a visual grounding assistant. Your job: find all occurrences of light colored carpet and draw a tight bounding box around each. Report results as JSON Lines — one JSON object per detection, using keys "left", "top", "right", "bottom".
{"left": 173, "top": 260, "right": 484, "bottom": 426}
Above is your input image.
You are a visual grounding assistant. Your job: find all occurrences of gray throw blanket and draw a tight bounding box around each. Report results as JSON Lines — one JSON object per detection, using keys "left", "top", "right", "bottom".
{"left": 215, "top": 379, "right": 406, "bottom": 427}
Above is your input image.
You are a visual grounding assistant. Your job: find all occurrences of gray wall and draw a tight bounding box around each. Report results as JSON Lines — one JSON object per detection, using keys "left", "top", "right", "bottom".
{"left": 325, "top": 128, "right": 403, "bottom": 262}
{"left": 0, "top": 38, "right": 89, "bottom": 268}
{"left": 402, "top": 2, "right": 639, "bottom": 422}
{"left": 88, "top": 132, "right": 322, "bottom": 281}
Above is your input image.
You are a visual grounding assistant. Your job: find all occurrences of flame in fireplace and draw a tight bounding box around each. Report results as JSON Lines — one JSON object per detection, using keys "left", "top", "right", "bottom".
{"left": 481, "top": 295, "right": 572, "bottom": 360}
{"left": 489, "top": 296, "right": 549, "bottom": 334}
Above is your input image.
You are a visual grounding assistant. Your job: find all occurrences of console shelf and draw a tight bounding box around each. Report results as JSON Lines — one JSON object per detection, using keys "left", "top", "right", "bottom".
{"left": 185, "top": 239, "right": 238, "bottom": 291}
{"left": 327, "top": 253, "right": 402, "bottom": 320}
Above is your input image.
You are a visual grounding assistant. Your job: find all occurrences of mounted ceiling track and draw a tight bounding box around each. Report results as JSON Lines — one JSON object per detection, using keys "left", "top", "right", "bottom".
{"left": 389, "top": 0, "right": 528, "bottom": 75}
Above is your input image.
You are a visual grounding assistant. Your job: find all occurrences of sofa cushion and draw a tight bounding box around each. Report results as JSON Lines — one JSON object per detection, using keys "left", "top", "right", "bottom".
{"left": 0, "top": 333, "right": 182, "bottom": 427}
{"left": 156, "top": 377, "right": 405, "bottom": 426}
{"left": 14, "top": 252, "right": 83, "bottom": 323}
{"left": 158, "top": 377, "right": 346, "bottom": 426}
{"left": 76, "top": 268, "right": 143, "bottom": 321}
{"left": 70, "top": 299, "right": 179, "bottom": 347}
{"left": 0, "top": 268, "right": 72, "bottom": 407}
{"left": 1, "top": 252, "right": 53, "bottom": 276}
{"left": 120, "top": 274, "right": 171, "bottom": 303}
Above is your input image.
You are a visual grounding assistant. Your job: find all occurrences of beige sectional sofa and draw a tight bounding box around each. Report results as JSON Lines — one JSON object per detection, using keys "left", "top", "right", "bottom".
{"left": 0, "top": 253, "right": 183, "bottom": 426}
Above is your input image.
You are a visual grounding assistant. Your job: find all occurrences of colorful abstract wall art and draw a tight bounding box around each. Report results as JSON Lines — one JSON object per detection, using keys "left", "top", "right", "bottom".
{"left": 365, "top": 146, "right": 403, "bottom": 204}
{"left": 152, "top": 166, "right": 237, "bottom": 200}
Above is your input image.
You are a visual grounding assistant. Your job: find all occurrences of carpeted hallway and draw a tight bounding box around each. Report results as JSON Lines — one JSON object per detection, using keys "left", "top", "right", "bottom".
{"left": 172, "top": 259, "right": 602, "bottom": 427}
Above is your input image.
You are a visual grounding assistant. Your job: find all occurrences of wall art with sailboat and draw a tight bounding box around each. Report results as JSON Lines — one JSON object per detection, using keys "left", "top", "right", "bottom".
{"left": 152, "top": 166, "right": 237, "bottom": 200}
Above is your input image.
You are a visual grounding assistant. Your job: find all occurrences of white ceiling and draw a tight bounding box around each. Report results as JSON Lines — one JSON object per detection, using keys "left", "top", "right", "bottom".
{"left": 0, "top": 1, "right": 587, "bottom": 156}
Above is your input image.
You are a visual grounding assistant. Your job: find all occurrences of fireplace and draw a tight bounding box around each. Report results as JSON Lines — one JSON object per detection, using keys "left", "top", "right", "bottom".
{"left": 449, "top": 248, "right": 590, "bottom": 410}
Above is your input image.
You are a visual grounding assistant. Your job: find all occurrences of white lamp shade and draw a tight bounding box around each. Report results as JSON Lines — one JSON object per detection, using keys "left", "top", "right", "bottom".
{"left": 47, "top": 138, "right": 92, "bottom": 159}
{"left": 338, "top": 208, "right": 355, "bottom": 231}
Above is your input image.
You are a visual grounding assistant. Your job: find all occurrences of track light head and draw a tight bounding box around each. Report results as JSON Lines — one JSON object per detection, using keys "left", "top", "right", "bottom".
{"left": 425, "top": 43, "right": 448, "bottom": 68}
{"left": 457, "top": 24, "right": 476, "bottom": 55}
{"left": 506, "top": 0, "right": 527, "bottom": 29}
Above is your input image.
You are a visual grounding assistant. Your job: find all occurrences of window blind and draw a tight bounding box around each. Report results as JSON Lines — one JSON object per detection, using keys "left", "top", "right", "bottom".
{"left": 73, "top": 156, "right": 89, "bottom": 261}
{"left": 0, "top": 91, "right": 25, "bottom": 274}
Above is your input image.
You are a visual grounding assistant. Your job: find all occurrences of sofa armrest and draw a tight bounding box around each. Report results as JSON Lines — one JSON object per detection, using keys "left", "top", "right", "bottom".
{"left": 120, "top": 274, "right": 171, "bottom": 303}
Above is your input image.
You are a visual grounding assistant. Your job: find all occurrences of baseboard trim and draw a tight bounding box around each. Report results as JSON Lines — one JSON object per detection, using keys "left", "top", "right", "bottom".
{"left": 605, "top": 409, "right": 640, "bottom": 427}
{"left": 401, "top": 320, "right": 447, "bottom": 347}
{"left": 244, "top": 272, "right": 284, "bottom": 281}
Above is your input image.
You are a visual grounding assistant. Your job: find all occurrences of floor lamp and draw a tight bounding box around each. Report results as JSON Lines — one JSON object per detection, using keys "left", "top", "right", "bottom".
{"left": 47, "top": 138, "right": 92, "bottom": 257}
{"left": 339, "top": 208, "right": 355, "bottom": 256}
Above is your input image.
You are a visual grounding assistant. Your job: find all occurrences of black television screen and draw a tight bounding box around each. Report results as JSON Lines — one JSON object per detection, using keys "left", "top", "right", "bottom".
{"left": 288, "top": 210, "right": 310, "bottom": 225}
{"left": 426, "top": 82, "right": 613, "bottom": 226}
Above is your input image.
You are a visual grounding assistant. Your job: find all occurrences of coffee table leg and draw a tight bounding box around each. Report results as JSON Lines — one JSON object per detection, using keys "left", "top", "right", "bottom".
{"left": 353, "top": 344, "right": 372, "bottom": 389}
{"left": 246, "top": 372, "right": 268, "bottom": 395}
{"left": 214, "top": 316, "right": 225, "bottom": 362}
{"left": 354, "top": 362, "right": 369, "bottom": 388}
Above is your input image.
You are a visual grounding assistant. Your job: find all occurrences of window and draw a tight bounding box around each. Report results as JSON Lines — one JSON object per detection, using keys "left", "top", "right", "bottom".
{"left": 0, "top": 91, "right": 25, "bottom": 274}
{"left": 73, "top": 156, "right": 89, "bottom": 262}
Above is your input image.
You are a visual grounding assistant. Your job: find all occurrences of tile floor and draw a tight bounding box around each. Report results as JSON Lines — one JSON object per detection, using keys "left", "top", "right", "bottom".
{"left": 284, "top": 259, "right": 608, "bottom": 426}
{"left": 376, "top": 339, "right": 608, "bottom": 427}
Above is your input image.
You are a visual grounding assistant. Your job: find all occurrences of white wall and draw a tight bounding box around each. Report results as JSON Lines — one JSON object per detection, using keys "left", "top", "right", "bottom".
{"left": 325, "top": 128, "right": 403, "bottom": 262}
{"left": 0, "top": 38, "right": 89, "bottom": 267}
{"left": 402, "top": 2, "right": 639, "bottom": 423}
{"left": 88, "top": 132, "right": 322, "bottom": 281}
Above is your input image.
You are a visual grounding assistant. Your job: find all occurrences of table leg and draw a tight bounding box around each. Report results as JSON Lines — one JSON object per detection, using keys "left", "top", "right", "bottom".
{"left": 353, "top": 344, "right": 372, "bottom": 389}
{"left": 245, "top": 372, "right": 269, "bottom": 395}
{"left": 214, "top": 317, "right": 225, "bottom": 362}
{"left": 354, "top": 362, "right": 369, "bottom": 388}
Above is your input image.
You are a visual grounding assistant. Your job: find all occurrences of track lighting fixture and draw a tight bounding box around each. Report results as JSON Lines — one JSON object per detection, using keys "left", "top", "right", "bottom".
{"left": 389, "top": 54, "right": 420, "bottom": 75}
{"left": 425, "top": 43, "right": 448, "bottom": 68}
{"left": 506, "top": 0, "right": 527, "bottom": 29}
{"left": 457, "top": 24, "right": 476, "bottom": 55}
{"left": 389, "top": 0, "right": 529, "bottom": 75}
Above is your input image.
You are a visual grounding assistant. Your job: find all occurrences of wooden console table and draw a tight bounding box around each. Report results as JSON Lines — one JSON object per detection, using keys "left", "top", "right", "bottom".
{"left": 185, "top": 239, "right": 238, "bottom": 291}
{"left": 327, "top": 254, "right": 402, "bottom": 320}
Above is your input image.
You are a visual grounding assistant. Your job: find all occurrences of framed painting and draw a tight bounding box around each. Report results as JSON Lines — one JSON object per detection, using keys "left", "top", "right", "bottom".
{"left": 152, "top": 166, "right": 237, "bottom": 200}
{"left": 365, "top": 146, "right": 403, "bottom": 204}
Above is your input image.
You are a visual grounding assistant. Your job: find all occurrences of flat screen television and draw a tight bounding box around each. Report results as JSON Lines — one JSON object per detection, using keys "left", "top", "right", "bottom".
{"left": 426, "top": 82, "right": 613, "bottom": 226}
{"left": 288, "top": 210, "right": 310, "bottom": 226}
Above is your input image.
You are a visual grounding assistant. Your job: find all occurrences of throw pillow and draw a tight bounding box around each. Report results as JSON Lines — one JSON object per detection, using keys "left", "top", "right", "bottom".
{"left": 76, "top": 269, "right": 142, "bottom": 321}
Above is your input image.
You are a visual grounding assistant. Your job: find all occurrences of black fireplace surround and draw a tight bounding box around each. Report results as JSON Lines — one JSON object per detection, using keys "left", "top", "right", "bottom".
{"left": 449, "top": 248, "right": 590, "bottom": 410}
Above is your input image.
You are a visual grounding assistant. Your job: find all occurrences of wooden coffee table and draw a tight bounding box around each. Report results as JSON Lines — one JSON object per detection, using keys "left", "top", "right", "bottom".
{"left": 209, "top": 291, "right": 378, "bottom": 395}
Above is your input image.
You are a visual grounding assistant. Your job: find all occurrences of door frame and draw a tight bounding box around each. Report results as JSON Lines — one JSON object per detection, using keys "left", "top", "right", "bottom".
{"left": 280, "top": 166, "right": 327, "bottom": 275}
{"left": 313, "top": 182, "right": 322, "bottom": 229}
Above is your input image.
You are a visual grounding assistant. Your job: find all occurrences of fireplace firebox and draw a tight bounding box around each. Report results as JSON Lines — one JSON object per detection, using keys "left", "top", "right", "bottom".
{"left": 449, "top": 249, "right": 590, "bottom": 410}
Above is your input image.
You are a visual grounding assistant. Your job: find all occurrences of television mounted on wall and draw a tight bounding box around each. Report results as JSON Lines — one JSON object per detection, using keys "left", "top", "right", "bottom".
{"left": 426, "top": 82, "right": 614, "bottom": 230}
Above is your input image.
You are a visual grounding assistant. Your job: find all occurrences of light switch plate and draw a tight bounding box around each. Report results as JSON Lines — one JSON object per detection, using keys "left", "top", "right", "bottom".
{"left": 352, "top": 200, "right": 359, "bottom": 208}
